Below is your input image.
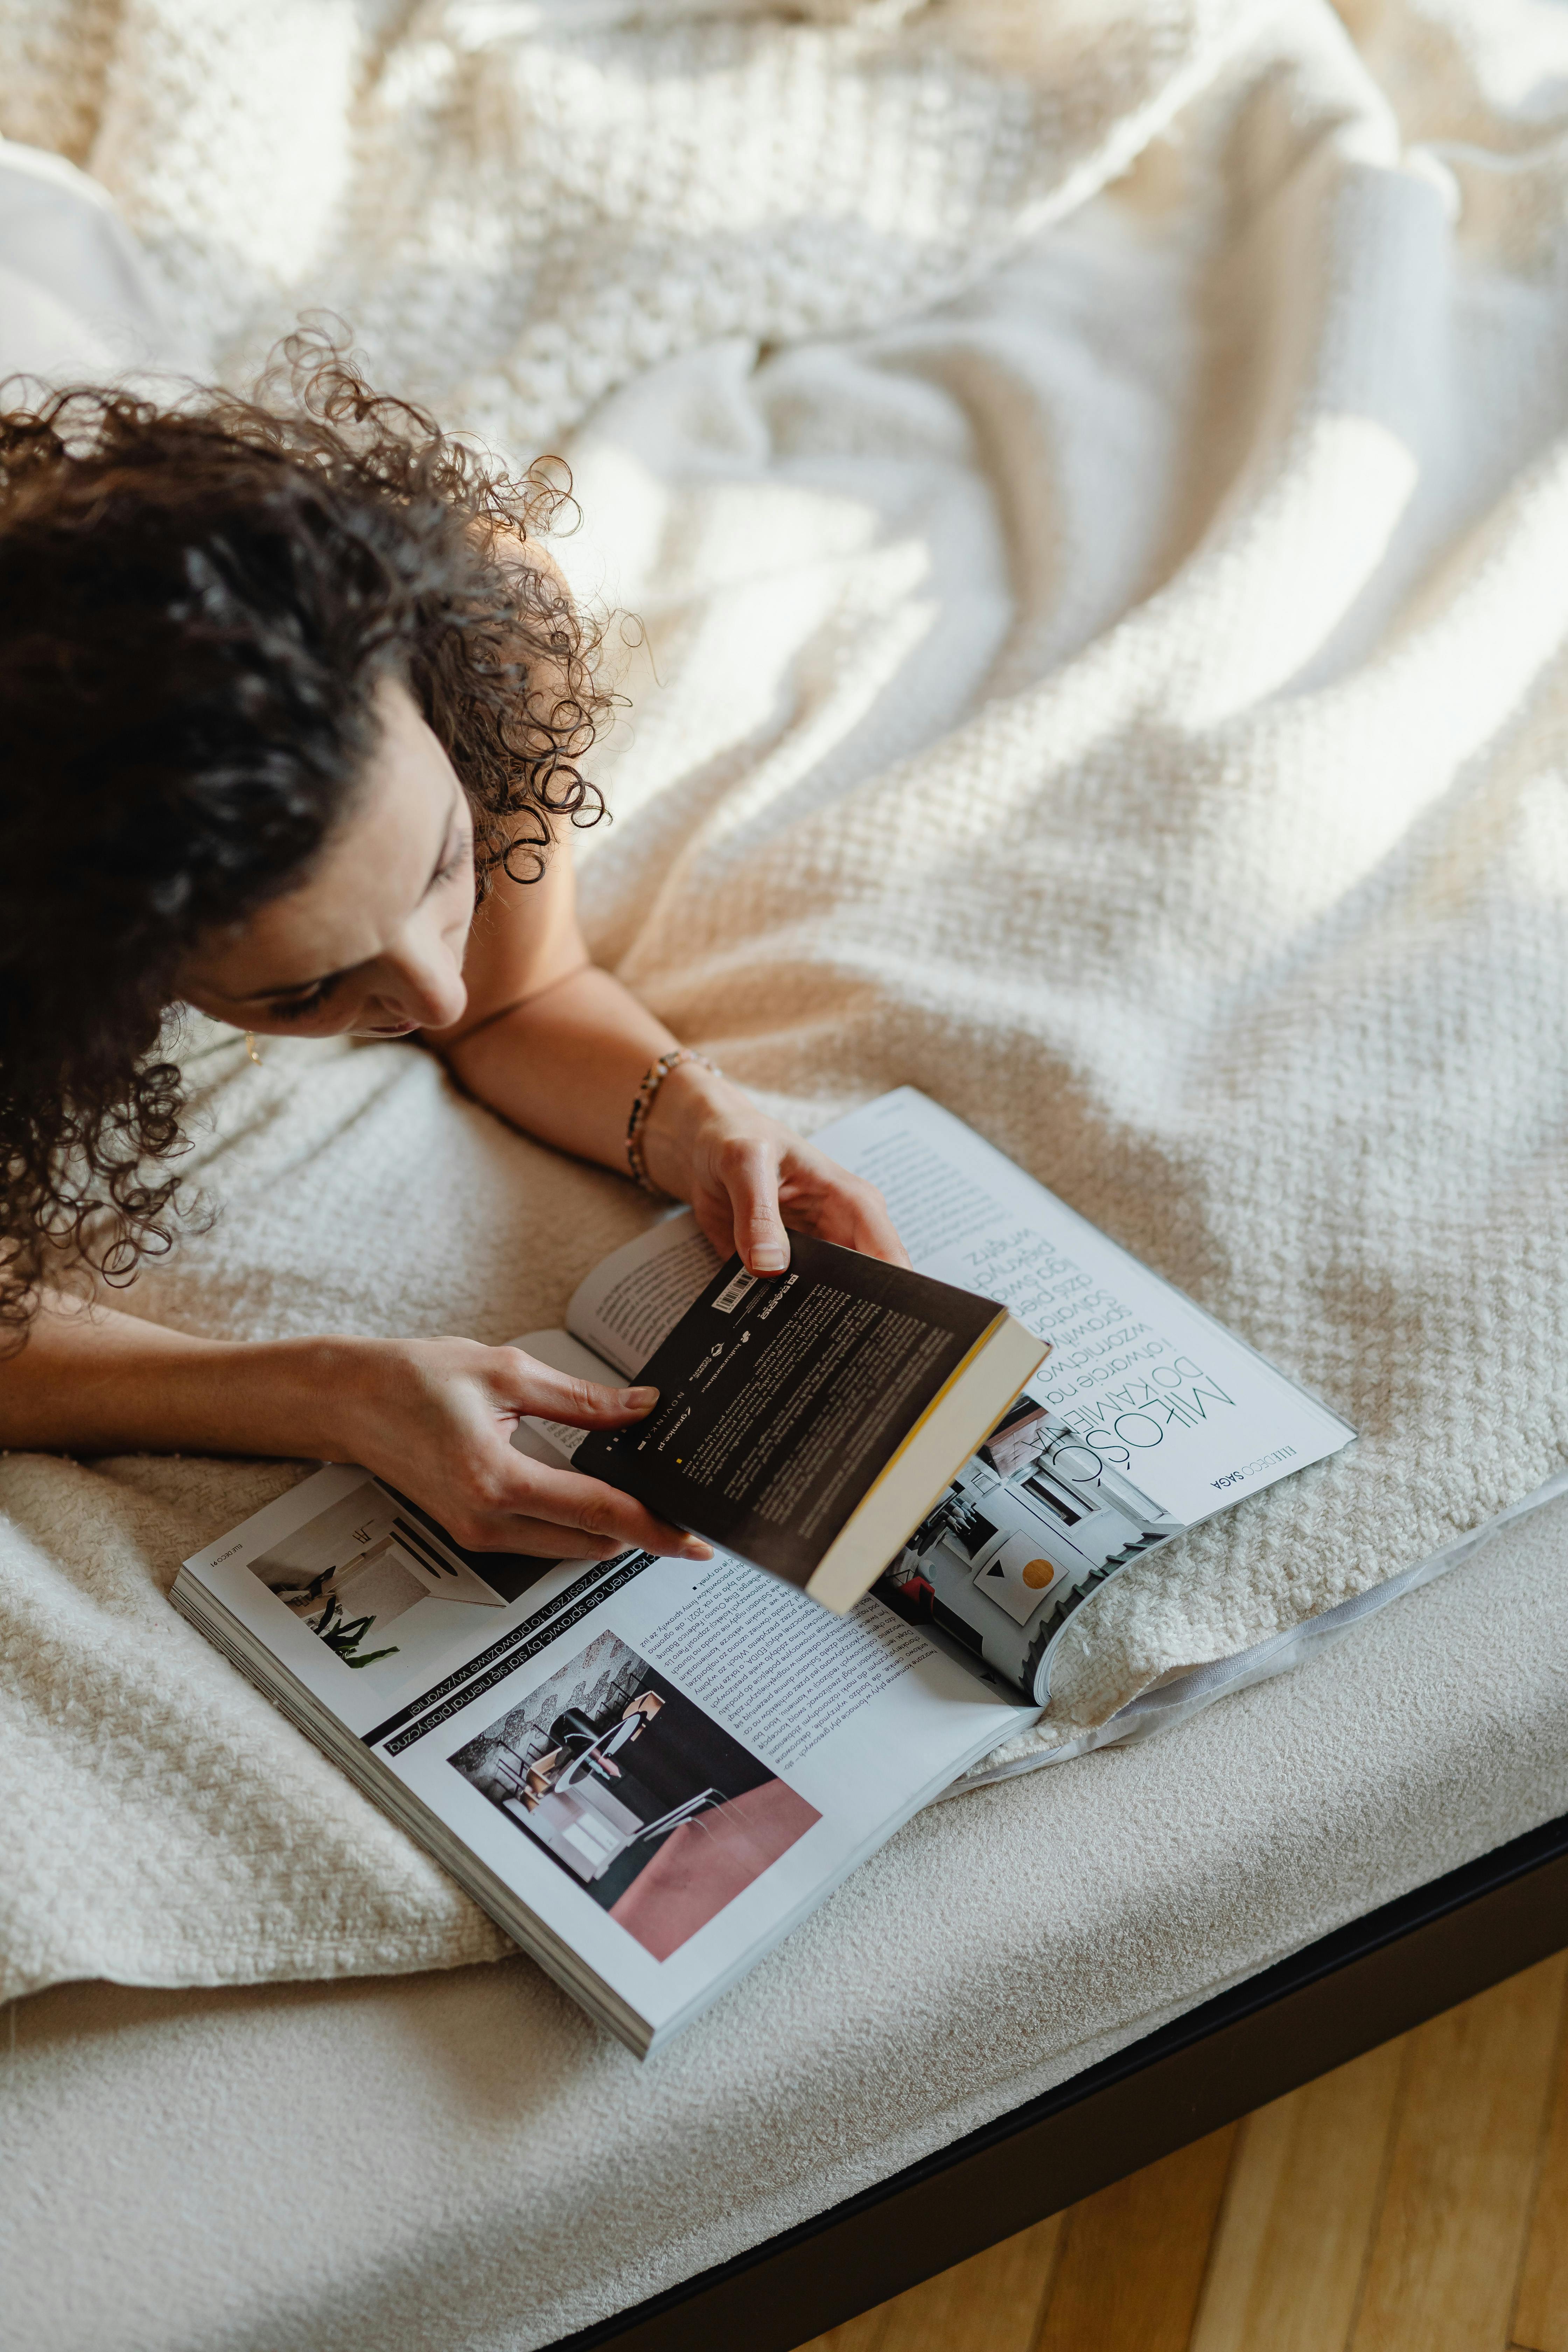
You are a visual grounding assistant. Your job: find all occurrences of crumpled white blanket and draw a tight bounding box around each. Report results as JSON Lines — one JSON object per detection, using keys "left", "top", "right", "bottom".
{"left": 1, "top": 0, "right": 1566, "bottom": 2005}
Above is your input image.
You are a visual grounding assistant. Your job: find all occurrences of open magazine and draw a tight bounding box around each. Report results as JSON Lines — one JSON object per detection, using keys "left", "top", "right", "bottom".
{"left": 523, "top": 1089, "right": 1355, "bottom": 1704}
{"left": 174, "top": 1089, "right": 1352, "bottom": 2054}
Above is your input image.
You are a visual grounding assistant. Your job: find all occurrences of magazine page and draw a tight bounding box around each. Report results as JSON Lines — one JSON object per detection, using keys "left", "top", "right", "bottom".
{"left": 180, "top": 1464, "right": 1031, "bottom": 2050}
{"left": 808, "top": 1088, "right": 1356, "bottom": 1702}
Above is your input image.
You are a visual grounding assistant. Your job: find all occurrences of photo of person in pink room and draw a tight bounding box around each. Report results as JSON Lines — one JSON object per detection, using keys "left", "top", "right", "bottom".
{"left": 451, "top": 1629, "right": 820, "bottom": 1961}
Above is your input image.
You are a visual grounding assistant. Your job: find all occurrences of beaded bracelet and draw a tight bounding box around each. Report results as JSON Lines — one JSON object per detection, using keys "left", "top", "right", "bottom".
{"left": 626, "top": 1047, "right": 719, "bottom": 1195}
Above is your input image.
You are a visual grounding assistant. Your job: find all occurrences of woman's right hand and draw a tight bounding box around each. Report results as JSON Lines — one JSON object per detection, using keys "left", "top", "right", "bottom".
{"left": 319, "top": 1335, "right": 710, "bottom": 1563}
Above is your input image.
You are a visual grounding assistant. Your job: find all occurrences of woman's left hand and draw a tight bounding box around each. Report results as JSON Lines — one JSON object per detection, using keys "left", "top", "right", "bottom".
{"left": 641, "top": 1063, "right": 910, "bottom": 1274}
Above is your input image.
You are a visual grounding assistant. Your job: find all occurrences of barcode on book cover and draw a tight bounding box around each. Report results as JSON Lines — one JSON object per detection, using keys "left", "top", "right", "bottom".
{"left": 713, "top": 1268, "right": 760, "bottom": 1314}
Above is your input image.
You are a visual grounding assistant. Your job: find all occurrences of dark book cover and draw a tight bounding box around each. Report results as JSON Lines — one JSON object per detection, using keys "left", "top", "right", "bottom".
{"left": 574, "top": 1231, "right": 1003, "bottom": 1587}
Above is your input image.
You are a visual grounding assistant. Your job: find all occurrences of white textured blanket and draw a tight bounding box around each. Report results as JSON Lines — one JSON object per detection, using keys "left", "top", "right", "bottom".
{"left": 2, "top": 0, "right": 1566, "bottom": 2006}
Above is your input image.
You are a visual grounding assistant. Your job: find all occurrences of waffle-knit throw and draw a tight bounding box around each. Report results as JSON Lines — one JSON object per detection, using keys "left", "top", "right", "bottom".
{"left": 1, "top": 0, "right": 1565, "bottom": 2002}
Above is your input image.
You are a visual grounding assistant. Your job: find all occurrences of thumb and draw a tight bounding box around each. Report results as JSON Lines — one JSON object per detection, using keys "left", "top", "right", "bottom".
{"left": 722, "top": 1139, "right": 790, "bottom": 1276}
{"left": 501, "top": 1351, "right": 660, "bottom": 1429}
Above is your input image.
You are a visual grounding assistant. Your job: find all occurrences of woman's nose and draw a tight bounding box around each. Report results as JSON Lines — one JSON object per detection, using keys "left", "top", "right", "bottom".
{"left": 381, "top": 933, "right": 467, "bottom": 1031}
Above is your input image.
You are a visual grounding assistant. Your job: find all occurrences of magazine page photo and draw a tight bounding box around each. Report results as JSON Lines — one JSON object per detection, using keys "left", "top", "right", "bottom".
{"left": 449, "top": 1628, "right": 821, "bottom": 1961}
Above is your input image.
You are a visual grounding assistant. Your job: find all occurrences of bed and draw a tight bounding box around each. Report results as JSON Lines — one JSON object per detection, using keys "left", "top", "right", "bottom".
{"left": 2, "top": 2, "right": 1567, "bottom": 2344}
{"left": 7, "top": 1488, "right": 1568, "bottom": 2352}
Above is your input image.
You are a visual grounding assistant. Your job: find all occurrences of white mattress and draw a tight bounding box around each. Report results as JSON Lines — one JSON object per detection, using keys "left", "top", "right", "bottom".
{"left": 7, "top": 1488, "right": 1568, "bottom": 2352}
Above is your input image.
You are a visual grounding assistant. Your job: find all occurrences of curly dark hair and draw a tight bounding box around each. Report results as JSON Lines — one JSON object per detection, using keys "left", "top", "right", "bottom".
{"left": 0, "top": 336, "right": 608, "bottom": 1344}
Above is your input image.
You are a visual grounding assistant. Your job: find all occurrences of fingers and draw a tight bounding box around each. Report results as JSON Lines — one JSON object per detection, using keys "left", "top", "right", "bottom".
{"left": 350, "top": 1338, "right": 713, "bottom": 1565}
{"left": 446, "top": 1447, "right": 712, "bottom": 1564}
{"left": 713, "top": 1136, "right": 790, "bottom": 1276}
{"left": 843, "top": 1178, "right": 911, "bottom": 1268}
{"left": 526, "top": 1457, "right": 708, "bottom": 1560}
{"left": 500, "top": 1352, "right": 662, "bottom": 1429}
{"left": 778, "top": 1153, "right": 911, "bottom": 1268}
{"left": 459, "top": 1514, "right": 628, "bottom": 1561}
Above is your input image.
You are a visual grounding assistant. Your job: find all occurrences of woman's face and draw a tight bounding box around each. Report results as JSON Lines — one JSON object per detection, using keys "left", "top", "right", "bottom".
{"left": 180, "top": 678, "right": 475, "bottom": 1041}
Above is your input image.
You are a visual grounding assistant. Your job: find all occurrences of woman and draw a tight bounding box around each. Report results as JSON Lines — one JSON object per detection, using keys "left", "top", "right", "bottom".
{"left": 0, "top": 347, "right": 903, "bottom": 1563}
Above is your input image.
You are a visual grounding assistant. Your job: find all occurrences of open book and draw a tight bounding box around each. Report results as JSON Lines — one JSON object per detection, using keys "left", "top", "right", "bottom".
{"left": 173, "top": 1089, "right": 1352, "bottom": 2054}
{"left": 569, "top": 1229, "right": 1045, "bottom": 1609}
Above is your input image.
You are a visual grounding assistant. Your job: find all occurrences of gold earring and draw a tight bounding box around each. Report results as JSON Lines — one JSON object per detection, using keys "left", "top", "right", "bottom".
{"left": 244, "top": 1032, "right": 264, "bottom": 1066}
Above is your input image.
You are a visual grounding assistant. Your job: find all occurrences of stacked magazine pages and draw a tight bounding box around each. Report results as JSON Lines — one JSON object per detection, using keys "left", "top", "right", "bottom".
{"left": 175, "top": 1090, "right": 1353, "bottom": 2053}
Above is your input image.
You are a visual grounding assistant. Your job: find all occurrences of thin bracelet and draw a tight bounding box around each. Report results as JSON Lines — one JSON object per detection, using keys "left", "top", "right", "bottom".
{"left": 626, "top": 1047, "right": 719, "bottom": 1196}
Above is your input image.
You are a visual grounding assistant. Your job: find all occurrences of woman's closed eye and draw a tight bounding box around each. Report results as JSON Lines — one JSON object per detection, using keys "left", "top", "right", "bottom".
{"left": 267, "top": 975, "right": 339, "bottom": 1022}
{"left": 432, "top": 829, "right": 470, "bottom": 891}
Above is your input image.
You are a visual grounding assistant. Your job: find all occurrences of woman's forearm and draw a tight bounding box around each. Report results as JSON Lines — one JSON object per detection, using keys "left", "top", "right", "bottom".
{"left": 0, "top": 1294, "right": 342, "bottom": 1457}
{"left": 5, "top": 957, "right": 689, "bottom": 1457}
{"left": 440, "top": 962, "right": 684, "bottom": 1173}
{"left": 439, "top": 959, "right": 905, "bottom": 1277}
{"left": 0, "top": 1295, "right": 709, "bottom": 1561}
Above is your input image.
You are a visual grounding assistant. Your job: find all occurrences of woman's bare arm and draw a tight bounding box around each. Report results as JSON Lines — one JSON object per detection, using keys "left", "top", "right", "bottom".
{"left": 433, "top": 844, "right": 906, "bottom": 1273}
{"left": 0, "top": 1292, "right": 708, "bottom": 1561}
{"left": 433, "top": 824, "right": 675, "bottom": 1156}
{"left": 426, "top": 533, "right": 905, "bottom": 1269}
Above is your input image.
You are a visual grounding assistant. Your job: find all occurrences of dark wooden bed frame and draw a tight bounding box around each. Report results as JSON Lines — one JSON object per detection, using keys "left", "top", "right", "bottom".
{"left": 548, "top": 1808, "right": 1568, "bottom": 2352}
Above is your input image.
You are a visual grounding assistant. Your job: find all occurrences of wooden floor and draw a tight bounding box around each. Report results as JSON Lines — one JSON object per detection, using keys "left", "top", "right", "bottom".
{"left": 794, "top": 1953, "right": 1568, "bottom": 2352}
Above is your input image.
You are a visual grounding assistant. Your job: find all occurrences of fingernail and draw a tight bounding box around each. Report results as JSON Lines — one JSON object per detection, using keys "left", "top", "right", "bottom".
{"left": 681, "top": 1538, "right": 713, "bottom": 1560}
{"left": 624, "top": 1386, "right": 659, "bottom": 1408}
{"left": 750, "top": 1244, "right": 787, "bottom": 1273}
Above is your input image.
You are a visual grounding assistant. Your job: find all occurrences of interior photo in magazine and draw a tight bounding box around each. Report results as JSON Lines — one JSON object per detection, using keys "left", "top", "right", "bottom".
{"left": 875, "top": 1393, "right": 1183, "bottom": 1693}
{"left": 448, "top": 1628, "right": 820, "bottom": 1962}
{"left": 251, "top": 1479, "right": 548, "bottom": 1685}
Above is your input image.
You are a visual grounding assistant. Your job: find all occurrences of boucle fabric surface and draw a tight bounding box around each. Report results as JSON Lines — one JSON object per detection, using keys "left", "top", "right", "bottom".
{"left": 2, "top": 0, "right": 1568, "bottom": 2004}
{"left": 7, "top": 1490, "right": 1568, "bottom": 2352}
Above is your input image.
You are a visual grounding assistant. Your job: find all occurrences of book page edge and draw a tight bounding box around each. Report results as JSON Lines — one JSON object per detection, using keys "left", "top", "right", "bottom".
{"left": 806, "top": 1316, "right": 1049, "bottom": 1614}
